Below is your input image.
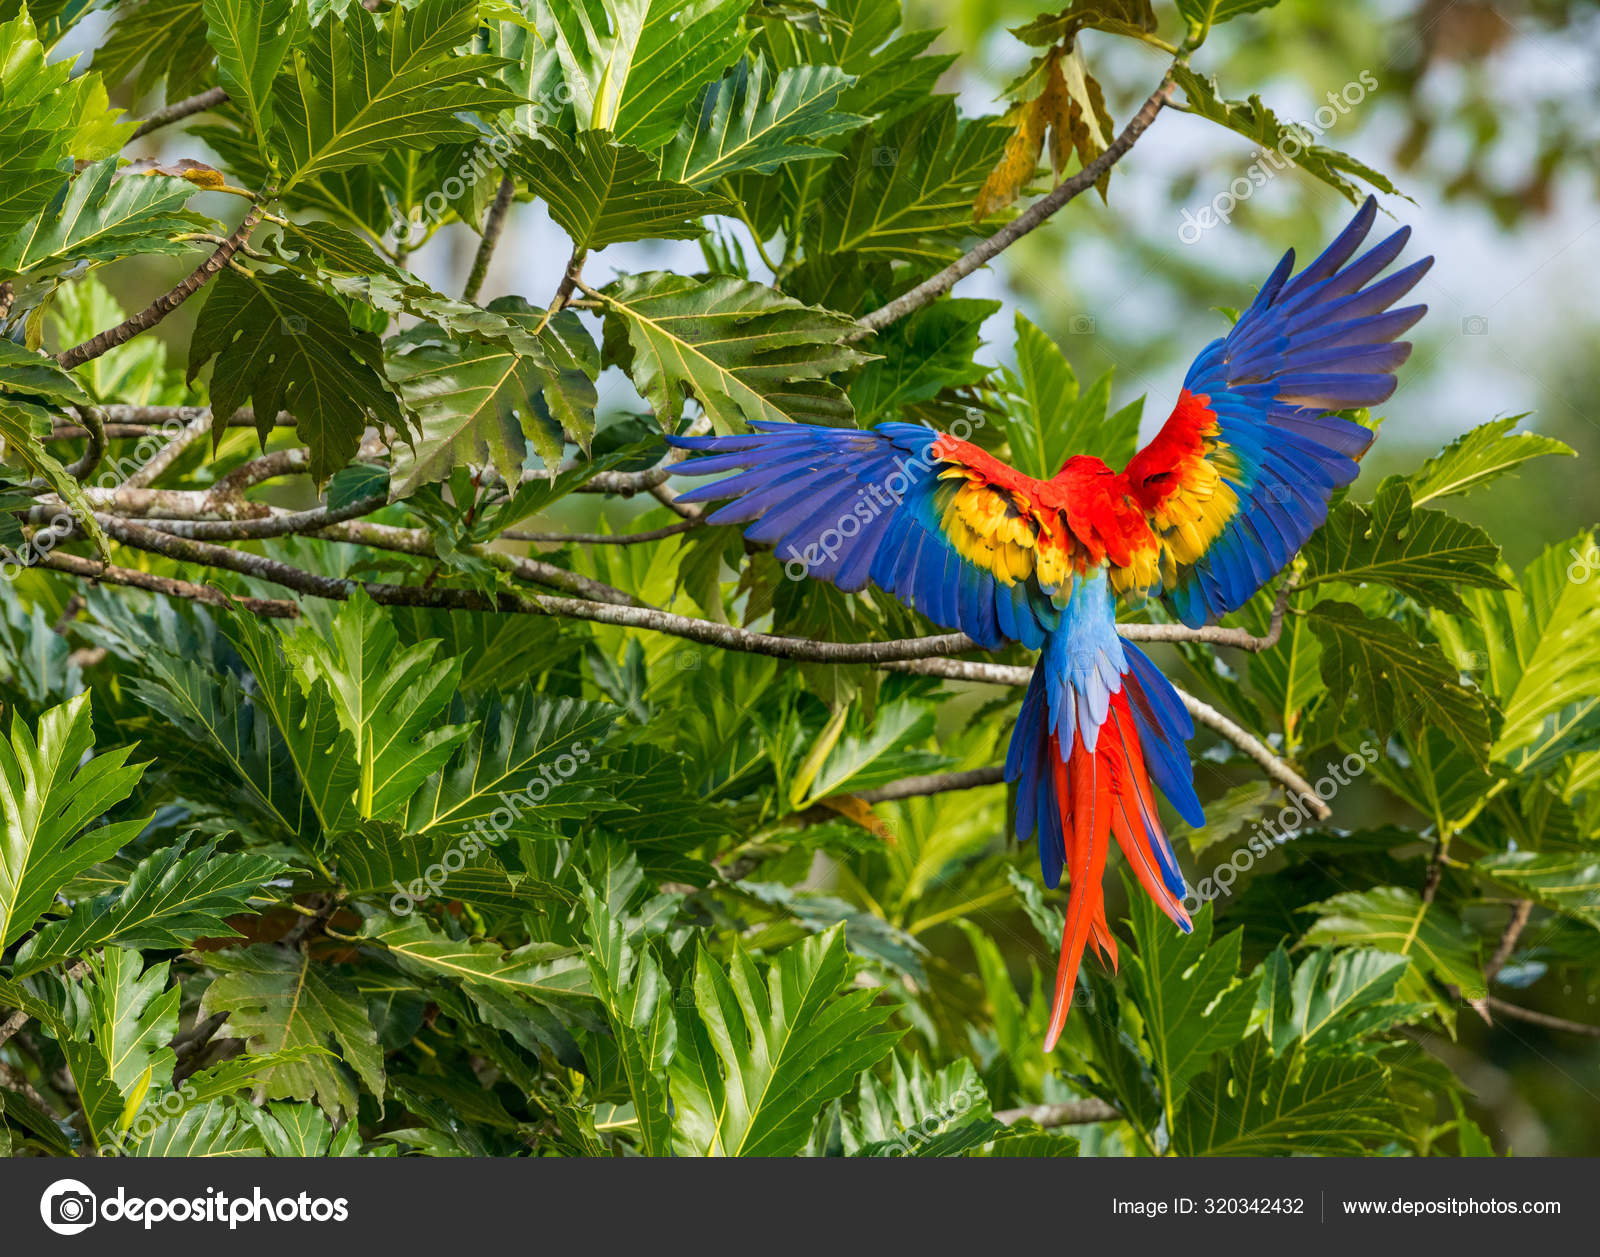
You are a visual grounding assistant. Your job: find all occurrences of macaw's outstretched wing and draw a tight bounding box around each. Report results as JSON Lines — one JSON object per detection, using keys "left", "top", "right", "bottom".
{"left": 667, "top": 421, "right": 1070, "bottom": 650}
{"left": 1119, "top": 196, "right": 1432, "bottom": 627}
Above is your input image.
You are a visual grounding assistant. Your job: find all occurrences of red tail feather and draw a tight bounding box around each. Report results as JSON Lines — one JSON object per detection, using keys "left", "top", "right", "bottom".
{"left": 1042, "top": 692, "right": 1189, "bottom": 1052}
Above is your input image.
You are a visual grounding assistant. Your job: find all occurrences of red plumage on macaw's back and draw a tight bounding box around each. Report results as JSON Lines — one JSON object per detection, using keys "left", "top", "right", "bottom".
{"left": 668, "top": 197, "right": 1431, "bottom": 1051}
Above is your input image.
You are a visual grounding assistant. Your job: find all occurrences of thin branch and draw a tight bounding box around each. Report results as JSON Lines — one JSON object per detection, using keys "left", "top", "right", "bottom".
{"left": 1485, "top": 899, "right": 1535, "bottom": 984}
{"left": 131, "top": 494, "right": 387, "bottom": 540}
{"left": 851, "top": 71, "right": 1176, "bottom": 338}
{"left": 64, "top": 405, "right": 106, "bottom": 482}
{"left": 462, "top": 175, "right": 515, "bottom": 304}
{"left": 535, "top": 250, "right": 588, "bottom": 334}
{"left": 121, "top": 409, "right": 214, "bottom": 489}
{"left": 58, "top": 205, "right": 262, "bottom": 370}
{"left": 33, "top": 551, "right": 299, "bottom": 617}
{"left": 208, "top": 447, "right": 311, "bottom": 497}
{"left": 996, "top": 1099, "right": 1121, "bottom": 1127}
{"left": 502, "top": 518, "right": 701, "bottom": 546}
{"left": 856, "top": 766, "right": 1006, "bottom": 804}
{"left": 314, "top": 517, "right": 648, "bottom": 607}
{"left": 129, "top": 85, "right": 229, "bottom": 141}
{"left": 1485, "top": 996, "right": 1600, "bottom": 1038}
{"left": 787, "top": 767, "right": 1007, "bottom": 829}
{"left": 648, "top": 478, "right": 702, "bottom": 522}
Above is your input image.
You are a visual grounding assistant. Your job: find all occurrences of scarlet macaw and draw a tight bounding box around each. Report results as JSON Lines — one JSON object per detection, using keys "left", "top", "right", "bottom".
{"left": 668, "top": 197, "right": 1430, "bottom": 1049}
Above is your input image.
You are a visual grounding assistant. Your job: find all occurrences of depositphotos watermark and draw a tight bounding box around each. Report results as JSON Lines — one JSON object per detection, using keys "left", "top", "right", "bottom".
{"left": 388, "top": 740, "right": 592, "bottom": 915}
{"left": 1566, "top": 541, "right": 1599, "bottom": 584}
{"left": 1178, "top": 70, "right": 1380, "bottom": 244}
{"left": 1183, "top": 740, "right": 1379, "bottom": 910}
{"left": 782, "top": 412, "right": 987, "bottom": 581}
{"left": 389, "top": 83, "right": 575, "bottom": 247}
{"left": 876, "top": 1077, "right": 989, "bottom": 1156}
{"left": 40, "top": 1179, "right": 348, "bottom": 1235}
{"left": 95, "top": 1080, "right": 197, "bottom": 1158}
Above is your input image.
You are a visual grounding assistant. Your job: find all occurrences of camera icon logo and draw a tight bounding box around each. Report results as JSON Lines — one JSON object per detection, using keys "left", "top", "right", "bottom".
{"left": 40, "top": 1179, "right": 97, "bottom": 1235}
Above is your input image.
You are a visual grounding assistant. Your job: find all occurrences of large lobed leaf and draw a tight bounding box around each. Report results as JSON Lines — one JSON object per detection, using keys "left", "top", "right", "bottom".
{"left": 188, "top": 268, "right": 404, "bottom": 482}
{"left": 0, "top": 694, "right": 146, "bottom": 951}
{"left": 669, "top": 926, "right": 901, "bottom": 1156}
{"left": 270, "top": 0, "right": 526, "bottom": 189}
{"left": 599, "top": 271, "right": 869, "bottom": 431}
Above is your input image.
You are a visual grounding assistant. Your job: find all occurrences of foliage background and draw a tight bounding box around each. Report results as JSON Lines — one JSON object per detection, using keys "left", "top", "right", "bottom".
{"left": 0, "top": 0, "right": 1596, "bottom": 1157}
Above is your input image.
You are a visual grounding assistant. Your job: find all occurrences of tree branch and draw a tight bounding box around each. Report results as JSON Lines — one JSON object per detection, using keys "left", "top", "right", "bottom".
{"left": 57, "top": 206, "right": 262, "bottom": 370}
{"left": 996, "top": 1099, "right": 1121, "bottom": 1126}
{"left": 1485, "top": 899, "right": 1534, "bottom": 985}
{"left": 462, "top": 175, "right": 515, "bottom": 304}
{"left": 129, "top": 85, "right": 229, "bottom": 141}
{"left": 33, "top": 550, "right": 300, "bottom": 617}
{"left": 1485, "top": 996, "right": 1600, "bottom": 1038}
{"left": 851, "top": 71, "right": 1176, "bottom": 338}
{"left": 502, "top": 518, "right": 701, "bottom": 546}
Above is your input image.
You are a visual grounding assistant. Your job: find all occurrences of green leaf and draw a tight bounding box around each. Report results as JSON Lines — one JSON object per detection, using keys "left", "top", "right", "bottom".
{"left": 13, "top": 838, "right": 286, "bottom": 975}
{"left": 1123, "top": 892, "right": 1259, "bottom": 1102}
{"left": 581, "top": 878, "right": 676, "bottom": 1155}
{"left": 271, "top": 0, "right": 526, "bottom": 190}
{"left": 361, "top": 911, "right": 591, "bottom": 1009}
{"left": 848, "top": 298, "right": 997, "bottom": 424}
{"left": 399, "top": 691, "right": 617, "bottom": 838}
{"left": 669, "top": 927, "right": 901, "bottom": 1156}
{"left": 222, "top": 607, "right": 362, "bottom": 836}
{"left": 0, "top": 343, "right": 112, "bottom": 555}
{"left": 1303, "top": 887, "right": 1486, "bottom": 1000}
{"left": 810, "top": 100, "right": 1012, "bottom": 262}
{"left": 285, "top": 588, "right": 473, "bottom": 821}
{"left": 0, "top": 7, "right": 129, "bottom": 236}
{"left": 840, "top": 1056, "right": 1005, "bottom": 1156}
{"left": 1477, "top": 852, "right": 1600, "bottom": 930}
{"left": 0, "top": 159, "right": 207, "bottom": 287}
{"left": 1301, "top": 478, "right": 1509, "bottom": 615}
{"left": 1407, "top": 416, "right": 1574, "bottom": 506}
{"left": 202, "top": 0, "right": 298, "bottom": 161}
{"left": 95, "top": 0, "right": 214, "bottom": 100}
{"left": 1010, "top": 0, "right": 1157, "bottom": 46}
{"left": 511, "top": 129, "right": 730, "bottom": 251}
{"left": 1310, "top": 599, "right": 1494, "bottom": 767}
{"left": 278, "top": 220, "right": 549, "bottom": 353}
{"left": 188, "top": 268, "right": 403, "bottom": 482}
{"left": 385, "top": 301, "right": 598, "bottom": 493}
{"left": 1173, "top": 66, "right": 1401, "bottom": 204}
{"left": 1174, "top": 0, "right": 1282, "bottom": 33}
{"left": 1431, "top": 534, "right": 1600, "bottom": 768}
{"left": 1173, "top": 1034, "right": 1402, "bottom": 1156}
{"left": 361, "top": 909, "right": 590, "bottom": 1069}
{"left": 44, "top": 949, "right": 180, "bottom": 1149}
{"left": 245, "top": 1099, "right": 365, "bottom": 1156}
{"left": 659, "top": 58, "right": 865, "bottom": 187}
{"left": 125, "top": 1099, "right": 267, "bottom": 1157}
{"left": 999, "top": 311, "right": 1140, "bottom": 477}
{"left": 599, "top": 271, "right": 869, "bottom": 431}
{"left": 200, "top": 944, "right": 383, "bottom": 1120}
{"left": 0, "top": 694, "right": 146, "bottom": 950}
{"left": 540, "top": 0, "right": 750, "bottom": 152}
{"left": 1257, "top": 946, "right": 1425, "bottom": 1056}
